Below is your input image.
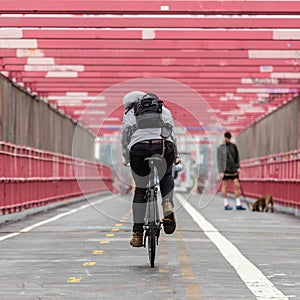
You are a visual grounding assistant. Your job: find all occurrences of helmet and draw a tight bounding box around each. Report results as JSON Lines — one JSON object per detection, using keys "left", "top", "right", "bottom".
{"left": 140, "top": 93, "right": 160, "bottom": 107}
{"left": 122, "top": 91, "right": 146, "bottom": 109}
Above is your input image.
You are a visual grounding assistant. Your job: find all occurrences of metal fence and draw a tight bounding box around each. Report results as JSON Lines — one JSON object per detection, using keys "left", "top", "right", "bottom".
{"left": 237, "top": 96, "right": 299, "bottom": 160}
{"left": 0, "top": 141, "right": 114, "bottom": 215}
{"left": 237, "top": 149, "right": 300, "bottom": 215}
{"left": 0, "top": 75, "right": 94, "bottom": 160}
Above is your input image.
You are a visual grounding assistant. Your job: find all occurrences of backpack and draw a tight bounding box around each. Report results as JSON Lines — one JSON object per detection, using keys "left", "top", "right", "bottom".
{"left": 133, "top": 93, "right": 165, "bottom": 129}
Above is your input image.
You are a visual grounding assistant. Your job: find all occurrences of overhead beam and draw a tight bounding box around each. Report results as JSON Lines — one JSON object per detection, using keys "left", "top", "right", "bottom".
{"left": 1, "top": 16, "right": 300, "bottom": 28}
{"left": 4, "top": 65, "right": 297, "bottom": 73}
{"left": 1, "top": 29, "right": 284, "bottom": 40}
{"left": 0, "top": 1, "right": 299, "bottom": 14}
{"left": 10, "top": 71, "right": 287, "bottom": 79}
{"left": 2, "top": 39, "right": 300, "bottom": 49}
{"left": 10, "top": 48, "right": 300, "bottom": 60}
{"left": 0, "top": 49, "right": 252, "bottom": 58}
{"left": 19, "top": 77, "right": 286, "bottom": 84}
{"left": 1, "top": 4, "right": 299, "bottom": 137}
{"left": 2, "top": 57, "right": 298, "bottom": 67}
{"left": 32, "top": 83, "right": 300, "bottom": 89}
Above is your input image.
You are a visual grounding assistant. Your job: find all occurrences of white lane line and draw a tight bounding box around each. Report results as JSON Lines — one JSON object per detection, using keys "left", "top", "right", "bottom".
{"left": 0, "top": 195, "right": 113, "bottom": 242}
{"left": 176, "top": 194, "right": 289, "bottom": 300}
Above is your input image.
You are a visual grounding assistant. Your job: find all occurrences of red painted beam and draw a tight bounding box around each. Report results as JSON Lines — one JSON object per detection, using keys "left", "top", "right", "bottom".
{"left": 15, "top": 71, "right": 272, "bottom": 78}
{"left": 34, "top": 87, "right": 300, "bottom": 94}
{"left": 3, "top": 57, "right": 299, "bottom": 67}
{"left": 21, "top": 77, "right": 246, "bottom": 84}
{"left": 0, "top": 1, "right": 299, "bottom": 14}
{"left": 36, "top": 88, "right": 237, "bottom": 93}
{"left": 27, "top": 80, "right": 300, "bottom": 96}
{"left": 32, "top": 39, "right": 300, "bottom": 50}
{"left": 5, "top": 64, "right": 298, "bottom": 73}
{"left": 1, "top": 16, "right": 300, "bottom": 29}
{"left": 52, "top": 102, "right": 202, "bottom": 111}
{"left": 34, "top": 83, "right": 300, "bottom": 90}
{"left": 18, "top": 29, "right": 276, "bottom": 40}
{"left": 48, "top": 92, "right": 285, "bottom": 99}
{"left": 21, "top": 77, "right": 298, "bottom": 85}
{"left": 3, "top": 39, "right": 300, "bottom": 50}
{"left": 0, "top": 49, "right": 251, "bottom": 59}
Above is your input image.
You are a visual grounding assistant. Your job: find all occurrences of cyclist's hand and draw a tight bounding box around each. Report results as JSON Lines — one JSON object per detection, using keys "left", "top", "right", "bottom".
{"left": 175, "top": 157, "right": 181, "bottom": 165}
{"left": 122, "top": 158, "right": 130, "bottom": 166}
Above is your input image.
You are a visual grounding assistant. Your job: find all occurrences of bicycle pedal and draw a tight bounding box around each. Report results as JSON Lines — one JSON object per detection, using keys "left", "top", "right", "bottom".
{"left": 163, "top": 218, "right": 173, "bottom": 225}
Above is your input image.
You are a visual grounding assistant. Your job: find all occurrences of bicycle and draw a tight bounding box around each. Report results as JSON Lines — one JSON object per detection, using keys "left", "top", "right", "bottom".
{"left": 143, "top": 155, "right": 172, "bottom": 268}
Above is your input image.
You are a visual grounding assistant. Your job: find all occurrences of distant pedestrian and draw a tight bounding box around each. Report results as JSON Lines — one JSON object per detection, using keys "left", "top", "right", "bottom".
{"left": 217, "top": 131, "right": 246, "bottom": 210}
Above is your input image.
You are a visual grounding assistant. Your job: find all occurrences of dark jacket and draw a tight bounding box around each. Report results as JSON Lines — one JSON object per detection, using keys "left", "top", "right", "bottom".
{"left": 217, "top": 142, "right": 240, "bottom": 174}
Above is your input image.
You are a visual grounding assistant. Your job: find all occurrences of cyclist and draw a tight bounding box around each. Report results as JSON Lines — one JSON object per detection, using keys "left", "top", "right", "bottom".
{"left": 121, "top": 91, "right": 180, "bottom": 247}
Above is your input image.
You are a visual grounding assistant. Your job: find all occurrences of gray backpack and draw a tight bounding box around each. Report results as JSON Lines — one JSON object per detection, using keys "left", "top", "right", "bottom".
{"left": 133, "top": 93, "right": 165, "bottom": 129}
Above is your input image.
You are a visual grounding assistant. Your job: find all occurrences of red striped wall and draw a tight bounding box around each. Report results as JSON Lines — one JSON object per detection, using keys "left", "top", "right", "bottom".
{"left": 233, "top": 150, "right": 300, "bottom": 212}
{"left": 0, "top": 141, "right": 114, "bottom": 215}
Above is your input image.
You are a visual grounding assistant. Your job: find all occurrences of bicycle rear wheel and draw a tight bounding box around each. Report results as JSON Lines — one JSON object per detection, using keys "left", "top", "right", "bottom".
{"left": 145, "top": 173, "right": 160, "bottom": 268}
{"left": 147, "top": 231, "right": 156, "bottom": 268}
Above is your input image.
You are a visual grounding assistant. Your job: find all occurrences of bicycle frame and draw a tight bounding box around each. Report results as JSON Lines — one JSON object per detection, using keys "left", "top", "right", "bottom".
{"left": 143, "top": 157, "right": 163, "bottom": 268}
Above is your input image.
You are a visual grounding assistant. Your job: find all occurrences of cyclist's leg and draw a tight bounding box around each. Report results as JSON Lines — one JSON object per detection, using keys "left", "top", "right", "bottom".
{"left": 158, "top": 142, "right": 175, "bottom": 206}
{"left": 156, "top": 142, "right": 176, "bottom": 234}
{"left": 129, "top": 144, "right": 151, "bottom": 233}
{"left": 132, "top": 187, "right": 147, "bottom": 233}
{"left": 160, "top": 170, "right": 176, "bottom": 234}
{"left": 160, "top": 166, "right": 174, "bottom": 206}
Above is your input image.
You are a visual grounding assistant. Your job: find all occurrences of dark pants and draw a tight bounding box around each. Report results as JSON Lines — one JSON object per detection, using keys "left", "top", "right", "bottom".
{"left": 129, "top": 141, "right": 175, "bottom": 232}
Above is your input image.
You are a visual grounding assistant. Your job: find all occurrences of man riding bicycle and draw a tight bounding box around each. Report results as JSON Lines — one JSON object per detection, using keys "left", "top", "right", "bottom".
{"left": 121, "top": 91, "right": 180, "bottom": 247}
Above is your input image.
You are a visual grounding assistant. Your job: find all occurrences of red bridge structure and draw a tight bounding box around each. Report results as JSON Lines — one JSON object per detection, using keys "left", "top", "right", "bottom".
{"left": 0, "top": 0, "right": 299, "bottom": 218}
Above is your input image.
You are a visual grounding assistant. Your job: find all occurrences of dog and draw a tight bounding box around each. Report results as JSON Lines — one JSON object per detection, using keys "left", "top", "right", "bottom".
{"left": 252, "top": 194, "right": 274, "bottom": 213}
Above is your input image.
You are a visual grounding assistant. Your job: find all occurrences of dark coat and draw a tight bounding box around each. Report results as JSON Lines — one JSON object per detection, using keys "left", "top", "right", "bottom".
{"left": 217, "top": 142, "right": 240, "bottom": 174}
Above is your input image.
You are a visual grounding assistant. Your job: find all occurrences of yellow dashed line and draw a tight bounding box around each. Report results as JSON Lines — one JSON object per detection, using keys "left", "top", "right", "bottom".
{"left": 105, "top": 233, "right": 115, "bottom": 237}
{"left": 100, "top": 240, "right": 110, "bottom": 244}
{"left": 83, "top": 262, "right": 96, "bottom": 266}
{"left": 115, "top": 223, "right": 122, "bottom": 226}
{"left": 111, "top": 228, "right": 119, "bottom": 232}
{"left": 158, "top": 268, "right": 169, "bottom": 274}
{"left": 157, "top": 238, "right": 170, "bottom": 291}
{"left": 93, "top": 250, "right": 104, "bottom": 255}
{"left": 175, "top": 231, "right": 202, "bottom": 299}
{"left": 67, "top": 277, "right": 82, "bottom": 283}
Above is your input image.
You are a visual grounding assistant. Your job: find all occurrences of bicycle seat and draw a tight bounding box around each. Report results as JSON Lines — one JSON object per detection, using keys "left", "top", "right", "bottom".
{"left": 144, "top": 155, "right": 164, "bottom": 167}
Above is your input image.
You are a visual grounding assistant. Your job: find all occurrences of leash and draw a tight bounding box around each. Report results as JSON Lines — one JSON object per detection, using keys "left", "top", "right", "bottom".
{"left": 238, "top": 179, "right": 251, "bottom": 210}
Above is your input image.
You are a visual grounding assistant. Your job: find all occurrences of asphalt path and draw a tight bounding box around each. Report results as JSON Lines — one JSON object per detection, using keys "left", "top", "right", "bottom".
{"left": 0, "top": 192, "right": 299, "bottom": 300}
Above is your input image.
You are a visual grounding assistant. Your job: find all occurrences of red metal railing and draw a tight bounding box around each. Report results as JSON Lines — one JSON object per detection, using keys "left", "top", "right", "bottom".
{"left": 0, "top": 141, "right": 114, "bottom": 215}
{"left": 237, "top": 149, "right": 300, "bottom": 210}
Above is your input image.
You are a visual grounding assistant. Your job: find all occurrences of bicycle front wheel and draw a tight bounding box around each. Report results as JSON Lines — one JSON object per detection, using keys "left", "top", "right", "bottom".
{"left": 147, "top": 232, "right": 156, "bottom": 268}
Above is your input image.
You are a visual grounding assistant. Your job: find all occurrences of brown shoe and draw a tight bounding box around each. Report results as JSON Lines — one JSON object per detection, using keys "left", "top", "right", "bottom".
{"left": 163, "top": 200, "right": 173, "bottom": 217}
{"left": 163, "top": 200, "right": 176, "bottom": 234}
{"left": 130, "top": 232, "right": 143, "bottom": 247}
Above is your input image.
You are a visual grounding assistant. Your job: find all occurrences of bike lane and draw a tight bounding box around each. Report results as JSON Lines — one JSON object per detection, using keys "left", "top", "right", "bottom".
{"left": 0, "top": 193, "right": 199, "bottom": 299}
{"left": 174, "top": 192, "right": 299, "bottom": 300}
{"left": 0, "top": 192, "right": 298, "bottom": 299}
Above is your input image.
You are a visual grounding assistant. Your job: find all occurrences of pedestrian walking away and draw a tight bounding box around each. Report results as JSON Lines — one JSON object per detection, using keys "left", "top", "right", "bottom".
{"left": 217, "top": 131, "right": 246, "bottom": 211}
